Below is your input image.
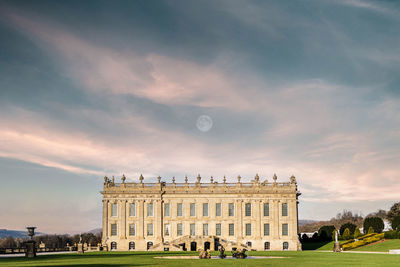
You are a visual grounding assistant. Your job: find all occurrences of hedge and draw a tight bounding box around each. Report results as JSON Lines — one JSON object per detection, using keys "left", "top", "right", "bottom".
{"left": 384, "top": 230, "right": 400, "bottom": 239}
{"left": 341, "top": 233, "right": 385, "bottom": 251}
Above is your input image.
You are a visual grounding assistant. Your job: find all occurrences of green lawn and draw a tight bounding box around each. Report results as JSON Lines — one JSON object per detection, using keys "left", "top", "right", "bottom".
{"left": 0, "top": 250, "right": 399, "bottom": 267}
{"left": 354, "top": 239, "right": 400, "bottom": 252}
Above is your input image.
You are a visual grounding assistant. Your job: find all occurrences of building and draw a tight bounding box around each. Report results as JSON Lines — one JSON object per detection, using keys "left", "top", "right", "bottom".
{"left": 101, "top": 174, "right": 301, "bottom": 251}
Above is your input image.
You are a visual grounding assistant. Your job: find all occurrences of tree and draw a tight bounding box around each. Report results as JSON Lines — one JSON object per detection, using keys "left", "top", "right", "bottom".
{"left": 311, "top": 232, "right": 319, "bottom": 241}
{"left": 391, "top": 216, "right": 400, "bottom": 231}
{"left": 354, "top": 227, "right": 361, "bottom": 238}
{"left": 340, "top": 222, "right": 357, "bottom": 236}
{"left": 342, "top": 228, "right": 351, "bottom": 240}
{"left": 363, "top": 217, "right": 384, "bottom": 234}
{"left": 368, "top": 226, "right": 374, "bottom": 234}
{"left": 318, "top": 225, "right": 335, "bottom": 241}
{"left": 301, "top": 233, "right": 309, "bottom": 243}
{"left": 388, "top": 202, "right": 400, "bottom": 222}
{"left": 0, "top": 236, "right": 17, "bottom": 248}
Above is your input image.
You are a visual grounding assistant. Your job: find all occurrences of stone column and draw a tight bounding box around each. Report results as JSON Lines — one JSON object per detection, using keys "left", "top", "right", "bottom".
{"left": 120, "top": 200, "right": 126, "bottom": 239}
{"left": 273, "top": 199, "right": 279, "bottom": 239}
{"left": 155, "top": 200, "right": 162, "bottom": 242}
{"left": 138, "top": 200, "right": 144, "bottom": 238}
{"left": 102, "top": 199, "right": 108, "bottom": 243}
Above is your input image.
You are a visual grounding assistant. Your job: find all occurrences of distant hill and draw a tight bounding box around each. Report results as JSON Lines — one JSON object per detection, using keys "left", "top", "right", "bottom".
{"left": 87, "top": 228, "right": 102, "bottom": 235}
{"left": 0, "top": 229, "right": 29, "bottom": 239}
{"left": 299, "top": 220, "right": 317, "bottom": 226}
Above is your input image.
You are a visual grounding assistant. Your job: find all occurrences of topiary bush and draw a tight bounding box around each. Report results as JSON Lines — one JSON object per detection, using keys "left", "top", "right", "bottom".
{"left": 391, "top": 216, "right": 400, "bottom": 231}
{"left": 367, "top": 226, "right": 374, "bottom": 234}
{"left": 363, "top": 217, "right": 384, "bottom": 234}
{"left": 342, "top": 228, "right": 351, "bottom": 240}
{"left": 340, "top": 222, "right": 357, "bottom": 236}
{"left": 354, "top": 227, "right": 361, "bottom": 238}
{"left": 318, "top": 225, "right": 335, "bottom": 241}
{"left": 301, "top": 233, "right": 309, "bottom": 242}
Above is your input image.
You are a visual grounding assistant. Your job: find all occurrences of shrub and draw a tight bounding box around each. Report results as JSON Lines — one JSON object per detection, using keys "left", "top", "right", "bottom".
{"left": 363, "top": 217, "right": 384, "bottom": 234}
{"left": 367, "top": 226, "right": 374, "bottom": 234}
{"left": 354, "top": 227, "right": 361, "bottom": 238}
{"left": 391, "top": 216, "right": 400, "bottom": 231}
{"left": 340, "top": 223, "right": 357, "bottom": 236}
{"left": 384, "top": 230, "right": 399, "bottom": 239}
{"left": 341, "top": 233, "right": 384, "bottom": 251}
{"left": 342, "top": 228, "right": 351, "bottom": 240}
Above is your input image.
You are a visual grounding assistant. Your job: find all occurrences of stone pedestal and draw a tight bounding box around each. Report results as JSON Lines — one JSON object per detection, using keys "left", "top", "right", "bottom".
{"left": 77, "top": 243, "right": 84, "bottom": 254}
{"left": 24, "top": 240, "right": 36, "bottom": 258}
{"left": 333, "top": 242, "right": 341, "bottom": 252}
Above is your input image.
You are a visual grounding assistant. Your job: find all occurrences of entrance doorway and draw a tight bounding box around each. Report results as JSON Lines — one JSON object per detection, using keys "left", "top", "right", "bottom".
{"left": 204, "top": 241, "right": 210, "bottom": 250}
{"left": 147, "top": 242, "right": 153, "bottom": 250}
{"left": 190, "top": 241, "right": 197, "bottom": 251}
{"left": 179, "top": 243, "right": 186, "bottom": 251}
{"left": 110, "top": 242, "right": 117, "bottom": 250}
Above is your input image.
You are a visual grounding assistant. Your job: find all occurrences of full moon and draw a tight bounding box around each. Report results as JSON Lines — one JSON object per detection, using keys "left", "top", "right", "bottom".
{"left": 196, "top": 115, "right": 213, "bottom": 132}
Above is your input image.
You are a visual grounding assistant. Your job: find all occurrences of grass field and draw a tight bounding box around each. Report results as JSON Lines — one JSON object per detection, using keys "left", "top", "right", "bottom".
{"left": 1, "top": 250, "right": 399, "bottom": 267}
{"left": 353, "top": 239, "right": 400, "bottom": 252}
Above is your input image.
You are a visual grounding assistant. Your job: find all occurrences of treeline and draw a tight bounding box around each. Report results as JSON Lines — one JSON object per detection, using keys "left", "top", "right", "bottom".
{"left": 300, "top": 202, "right": 400, "bottom": 242}
{"left": 0, "top": 232, "right": 101, "bottom": 249}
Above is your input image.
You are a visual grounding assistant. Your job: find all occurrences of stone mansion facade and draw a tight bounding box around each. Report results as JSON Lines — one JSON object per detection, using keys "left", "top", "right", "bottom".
{"left": 101, "top": 174, "right": 301, "bottom": 251}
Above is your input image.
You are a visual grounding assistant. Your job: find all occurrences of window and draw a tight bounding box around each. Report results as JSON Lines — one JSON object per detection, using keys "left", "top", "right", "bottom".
{"left": 177, "top": 223, "right": 183, "bottom": 236}
{"left": 229, "top": 223, "right": 234, "bottom": 236}
{"left": 264, "top": 223, "right": 270, "bottom": 236}
{"left": 203, "top": 203, "right": 208, "bottom": 216}
{"left": 111, "top": 223, "right": 117, "bottom": 236}
{"left": 190, "top": 203, "right": 196, "bottom": 217}
{"left": 283, "top": 242, "right": 289, "bottom": 250}
{"left": 190, "top": 223, "right": 196, "bottom": 236}
{"left": 129, "top": 203, "right": 136, "bottom": 217}
{"left": 147, "top": 223, "right": 153, "bottom": 236}
{"left": 216, "top": 223, "right": 221, "bottom": 236}
{"left": 147, "top": 203, "right": 154, "bottom": 217}
{"left": 245, "top": 203, "right": 251, "bottom": 216}
{"left": 282, "top": 203, "right": 288, "bottom": 217}
{"left": 246, "top": 241, "right": 252, "bottom": 248}
{"left": 177, "top": 203, "right": 183, "bottom": 217}
{"left": 129, "top": 224, "right": 135, "bottom": 236}
{"left": 245, "top": 223, "right": 251, "bottom": 236}
{"left": 129, "top": 242, "right": 135, "bottom": 250}
{"left": 228, "top": 203, "right": 234, "bottom": 216}
{"left": 264, "top": 242, "right": 270, "bottom": 250}
{"left": 216, "top": 203, "right": 221, "bottom": 216}
{"left": 111, "top": 203, "right": 118, "bottom": 217}
{"left": 164, "top": 224, "right": 170, "bottom": 236}
{"left": 203, "top": 223, "right": 208, "bottom": 236}
{"left": 147, "top": 242, "right": 153, "bottom": 250}
{"left": 263, "top": 203, "right": 269, "bottom": 216}
{"left": 111, "top": 242, "right": 117, "bottom": 250}
{"left": 164, "top": 203, "right": 170, "bottom": 216}
{"left": 282, "top": 223, "right": 288, "bottom": 236}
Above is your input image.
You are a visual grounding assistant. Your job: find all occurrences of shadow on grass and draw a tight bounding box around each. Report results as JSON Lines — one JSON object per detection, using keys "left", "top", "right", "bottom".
{"left": 301, "top": 241, "right": 331, "bottom": 250}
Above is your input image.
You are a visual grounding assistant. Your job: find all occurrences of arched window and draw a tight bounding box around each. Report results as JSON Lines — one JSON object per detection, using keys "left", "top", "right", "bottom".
{"left": 110, "top": 242, "right": 117, "bottom": 250}
{"left": 264, "top": 242, "right": 270, "bottom": 250}
{"left": 147, "top": 241, "right": 153, "bottom": 250}
{"left": 129, "top": 242, "right": 135, "bottom": 250}
{"left": 283, "top": 242, "right": 289, "bottom": 250}
{"left": 246, "top": 241, "right": 252, "bottom": 248}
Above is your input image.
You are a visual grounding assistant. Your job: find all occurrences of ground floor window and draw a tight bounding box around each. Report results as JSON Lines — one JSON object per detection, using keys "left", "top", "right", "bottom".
{"left": 111, "top": 242, "right": 117, "bottom": 250}
{"left": 283, "top": 242, "right": 289, "bottom": 250}
{"left": 264, "top": 242, "right": 270, "bottom": 250}
{"left": 246, "top": 241, "right": 252, "bottom": 248}
{"left": 129, "top": 242, "right": 135, "bottom": 250}
{"left": 147, "top": 241, "right": 153, "bottom": 250}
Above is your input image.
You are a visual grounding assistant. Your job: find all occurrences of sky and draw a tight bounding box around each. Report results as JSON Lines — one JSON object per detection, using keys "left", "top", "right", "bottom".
{"left": 0, "top": 0, "right": 400, "bottom": 234}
